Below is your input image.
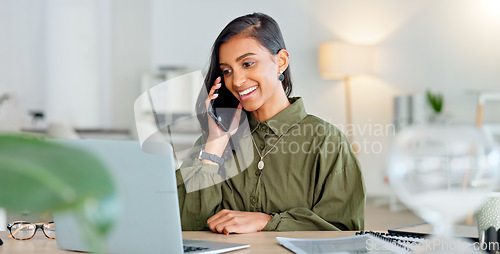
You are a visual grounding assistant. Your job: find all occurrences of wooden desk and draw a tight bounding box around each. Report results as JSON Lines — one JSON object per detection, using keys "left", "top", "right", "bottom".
{"left": 0, "top": 230, "right": 355, "bottom": 253}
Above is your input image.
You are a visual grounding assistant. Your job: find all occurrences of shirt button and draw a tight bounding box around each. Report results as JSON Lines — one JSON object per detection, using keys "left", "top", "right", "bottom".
{"left": 255, "top": 170, "right": 262, "bottom": 176}
{"left": 259, "top": 144, "right": 265, "bottom": 150}
{"left": 251, "top": 196, "right": 258, "bottom": 204}
{"left": 261, "top": 125, "right": 267, "bottom": 131}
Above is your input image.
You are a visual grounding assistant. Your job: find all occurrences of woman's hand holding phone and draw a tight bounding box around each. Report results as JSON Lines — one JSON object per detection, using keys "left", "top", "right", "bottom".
{"left": 203, "top": 77, "right": 242, "bottom": 163}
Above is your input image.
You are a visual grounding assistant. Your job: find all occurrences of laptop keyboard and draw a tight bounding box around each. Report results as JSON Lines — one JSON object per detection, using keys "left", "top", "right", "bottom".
{"left": 184, "top": 245, "right": 210, "bottom": 253}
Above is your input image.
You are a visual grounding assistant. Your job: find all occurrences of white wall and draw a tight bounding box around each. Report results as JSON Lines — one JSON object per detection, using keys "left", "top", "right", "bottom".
{"left": 0, "top": 0, "right": 44, "bottom": 115}
{"left": 0, "top": 0, "right": 151, "bottom": 130}
{"left": 110, "top": 0, "right": 151, "bottom": 129}
{"left": 1, "top": 0, "right": 500, "bottom": 196}
{"left": 44, "top": 0, "right": 106, "bottom": 128}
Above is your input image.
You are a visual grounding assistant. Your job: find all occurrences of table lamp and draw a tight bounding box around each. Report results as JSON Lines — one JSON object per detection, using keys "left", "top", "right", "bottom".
{"left": 318, "top": 42, "right": 374, "bottom": 152}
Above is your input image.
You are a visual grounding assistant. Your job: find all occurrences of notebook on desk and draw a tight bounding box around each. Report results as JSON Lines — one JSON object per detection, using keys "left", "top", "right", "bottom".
{"left": 52, "top": 139, "right": 249, "bottom": 254}
{"left": 277, "top": 224, "right": 480, "bottom": 253}
{"left": 277, "top": 231, "right": 421, "bottom": 254}
{"left": 388, "top": 223, "right": 479, "bottom": 242}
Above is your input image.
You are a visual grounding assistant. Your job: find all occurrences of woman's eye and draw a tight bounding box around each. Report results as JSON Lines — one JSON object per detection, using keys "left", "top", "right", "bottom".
{"left": 243, "top": 61, "right": 254, "bottom": 68}
{"left": 222, "top": 69, "right": 232, "bottom": 76}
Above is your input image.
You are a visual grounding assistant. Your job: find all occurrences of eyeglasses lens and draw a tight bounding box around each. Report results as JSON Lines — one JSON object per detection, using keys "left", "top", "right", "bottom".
{"left": 43, "top": 222, "right": 56, "bottom": 239}
{"left": 10, "top": 223, "right": 36, "bottom": 240}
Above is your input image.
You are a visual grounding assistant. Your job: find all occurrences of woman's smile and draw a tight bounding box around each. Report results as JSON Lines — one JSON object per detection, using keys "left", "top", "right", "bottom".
{"left": 237, "top": 86, "right": 258, "bottom": 101}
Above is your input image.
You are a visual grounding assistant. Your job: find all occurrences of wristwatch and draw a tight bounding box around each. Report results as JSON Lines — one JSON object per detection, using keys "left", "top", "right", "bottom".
{"left": 198, "top": 150, "right": 224, "bottom": 166}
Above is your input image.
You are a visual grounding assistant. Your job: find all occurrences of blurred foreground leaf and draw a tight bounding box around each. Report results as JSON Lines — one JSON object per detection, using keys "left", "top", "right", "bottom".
{"left": 0, "top": 135, "right": 116, "bottom": 240}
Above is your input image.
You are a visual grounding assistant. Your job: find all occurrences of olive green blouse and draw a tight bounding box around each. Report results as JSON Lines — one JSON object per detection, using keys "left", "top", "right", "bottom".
{"left": 176, "top": 97, "right": 365, "bottom": 231}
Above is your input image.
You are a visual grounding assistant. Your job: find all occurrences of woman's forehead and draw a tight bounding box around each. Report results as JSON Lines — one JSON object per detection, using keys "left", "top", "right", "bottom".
{"left": 219, "top": 36, "right": 269, "bottom": 62}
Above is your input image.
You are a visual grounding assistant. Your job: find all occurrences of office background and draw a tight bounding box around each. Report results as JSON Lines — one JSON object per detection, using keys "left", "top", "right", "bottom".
{"left": 1, "top": 0, "right": 500, "bottom": 198}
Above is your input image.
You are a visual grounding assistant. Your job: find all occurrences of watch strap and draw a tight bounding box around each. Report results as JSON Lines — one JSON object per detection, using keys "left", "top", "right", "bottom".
{"left": 199, "top": 150, "right": 224, "bottom": 166}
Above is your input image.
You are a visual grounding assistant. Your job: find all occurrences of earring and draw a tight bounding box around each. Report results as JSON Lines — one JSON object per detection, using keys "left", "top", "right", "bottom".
{"left": 278, "top": 70, "right": 285, "bottom": 82}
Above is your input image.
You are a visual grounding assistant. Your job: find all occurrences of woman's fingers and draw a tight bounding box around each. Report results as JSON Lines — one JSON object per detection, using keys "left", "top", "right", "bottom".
{"left": 207, "top": 209, "right": 226, "bottom": 225}
{"left": 207, "top": 209, "right": 234, "bottom": 233}
{"left": 207, "top": 210, "right": 272, "bottom": 234}
{"left": 210, "top": 77, "right": 222, "bottom": 97}
{"left": 205, "top": 77, "right": 222, "bottom": 106}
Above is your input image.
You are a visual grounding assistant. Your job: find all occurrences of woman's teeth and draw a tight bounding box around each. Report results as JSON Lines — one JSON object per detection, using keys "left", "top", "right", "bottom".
{"left": 239, "top": 86, "right": 257, "bottom": 96}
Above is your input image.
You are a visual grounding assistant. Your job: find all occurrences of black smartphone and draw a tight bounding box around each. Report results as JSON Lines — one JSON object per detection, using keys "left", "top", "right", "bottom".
{"left": 208, "top": 76, "right": 240, "bottom": 132}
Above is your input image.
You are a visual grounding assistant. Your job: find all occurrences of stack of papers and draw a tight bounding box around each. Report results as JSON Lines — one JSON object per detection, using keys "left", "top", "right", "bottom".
{"left": 277, "top": 232, "right": 422, "bottom": 254}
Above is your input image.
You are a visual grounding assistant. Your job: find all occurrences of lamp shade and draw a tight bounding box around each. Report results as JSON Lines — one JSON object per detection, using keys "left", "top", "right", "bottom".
{"left": 319, "top": 42, "right": 373, "bottom": 79}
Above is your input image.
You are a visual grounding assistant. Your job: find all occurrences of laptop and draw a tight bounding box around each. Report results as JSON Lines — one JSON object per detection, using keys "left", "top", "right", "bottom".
{"left": 52, "top": 139, "right": 249, "bottom": 254}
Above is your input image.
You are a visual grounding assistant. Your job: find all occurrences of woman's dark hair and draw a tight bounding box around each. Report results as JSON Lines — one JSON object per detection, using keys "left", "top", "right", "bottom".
{"left": 196, "top": 12, "right": 292, "bottom": 132}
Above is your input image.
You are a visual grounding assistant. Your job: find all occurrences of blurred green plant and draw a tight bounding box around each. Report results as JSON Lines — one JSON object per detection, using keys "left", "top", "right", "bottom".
{"left": 426, "top": 89, "right": 444, "bottom": 114}
{"left": 0, "top": 134, "right": 116, "bottom": 253}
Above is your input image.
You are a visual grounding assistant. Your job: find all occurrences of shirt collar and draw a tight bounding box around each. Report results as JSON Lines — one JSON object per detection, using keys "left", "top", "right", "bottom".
{"left": 248, "top": 97, "right": 307, "bottom": 136}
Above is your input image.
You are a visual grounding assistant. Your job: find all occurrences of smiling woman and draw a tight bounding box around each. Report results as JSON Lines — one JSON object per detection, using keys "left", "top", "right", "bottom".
{"left": 176, "top": 13, "right": 365, "bottom": 234}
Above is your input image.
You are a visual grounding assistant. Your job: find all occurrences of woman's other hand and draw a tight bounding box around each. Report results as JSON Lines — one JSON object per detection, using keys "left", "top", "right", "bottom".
{"left": 207, "top": 209, "right": 272, "bottom": 234}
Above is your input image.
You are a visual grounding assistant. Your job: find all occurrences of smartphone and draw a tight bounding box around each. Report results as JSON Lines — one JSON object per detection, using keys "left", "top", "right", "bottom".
{"left": 208, "top": 76, "right": 240, "bottom": 132}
